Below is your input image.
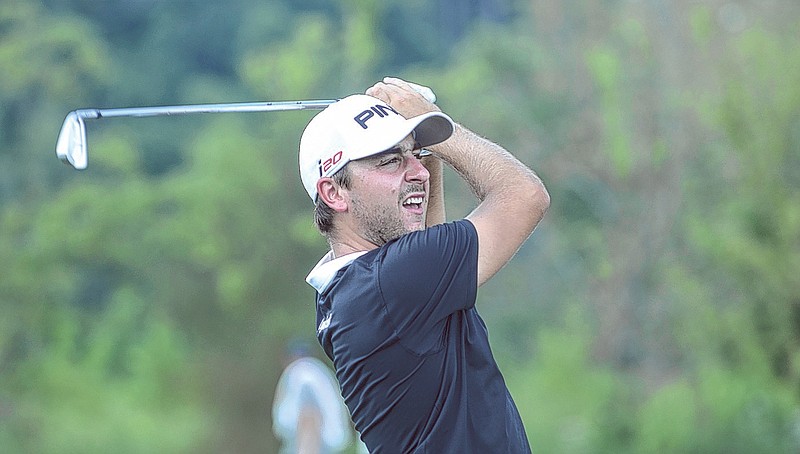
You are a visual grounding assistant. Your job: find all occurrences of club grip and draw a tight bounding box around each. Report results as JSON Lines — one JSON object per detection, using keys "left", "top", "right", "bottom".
{"left": 407, "top": 82, "right": 436, "bottom": 103}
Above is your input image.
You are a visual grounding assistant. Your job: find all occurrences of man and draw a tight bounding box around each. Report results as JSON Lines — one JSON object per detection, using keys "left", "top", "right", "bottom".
{"left": 298, "top": 77, "right": 549, "bottom": 453}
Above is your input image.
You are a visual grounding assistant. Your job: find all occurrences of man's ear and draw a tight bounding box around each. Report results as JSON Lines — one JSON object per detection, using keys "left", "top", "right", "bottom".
{"left": 317, "top": 178, "right": 348, "bottom": 212}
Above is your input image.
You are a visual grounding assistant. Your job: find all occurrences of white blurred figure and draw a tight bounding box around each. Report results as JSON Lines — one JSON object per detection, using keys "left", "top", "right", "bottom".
{"left": 272, "top": 341, "right": 359, "bottom": 454}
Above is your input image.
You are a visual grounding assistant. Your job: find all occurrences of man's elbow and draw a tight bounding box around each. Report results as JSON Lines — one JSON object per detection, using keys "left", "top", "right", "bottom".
{"left": 522, "top": 175, "right": 550, "bottom": 222}
{"left": 536, "top": 179, "right": 551, "bottom": 215}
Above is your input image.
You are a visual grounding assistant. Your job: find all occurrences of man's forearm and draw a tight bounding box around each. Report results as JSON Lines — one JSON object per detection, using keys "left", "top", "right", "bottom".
{"left": 423, "top": 155, "right": 446, "bottom": 227}
{"left": 429, "top": 124, "right": 546, "bottom": 206}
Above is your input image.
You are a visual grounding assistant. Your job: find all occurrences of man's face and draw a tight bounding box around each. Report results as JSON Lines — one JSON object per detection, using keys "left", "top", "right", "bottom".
{"left": 344, "top": 135, "right": 430, "bottom": 246}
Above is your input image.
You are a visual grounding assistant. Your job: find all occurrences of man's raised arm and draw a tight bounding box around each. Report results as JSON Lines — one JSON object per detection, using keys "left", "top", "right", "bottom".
{"left": 429, "top": 123, "right": 549, "bottom": 286}
{"left": 367, "top": 77, "right": 549, "bottom": 286}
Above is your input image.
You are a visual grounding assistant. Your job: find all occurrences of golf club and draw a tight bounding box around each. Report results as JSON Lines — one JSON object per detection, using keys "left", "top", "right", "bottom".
{"left": 56, "top": 84, "right": 436, "bottom": 170}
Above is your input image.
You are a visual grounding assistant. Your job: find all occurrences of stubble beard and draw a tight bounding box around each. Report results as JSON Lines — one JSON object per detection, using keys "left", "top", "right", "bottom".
{"left": 351, "top": 185, "right": 425, "bottom": 246}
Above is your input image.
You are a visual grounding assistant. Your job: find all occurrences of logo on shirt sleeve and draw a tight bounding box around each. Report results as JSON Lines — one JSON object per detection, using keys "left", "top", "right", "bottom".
{"left": 317, "top": 312, "right": 333, "bottom": 334}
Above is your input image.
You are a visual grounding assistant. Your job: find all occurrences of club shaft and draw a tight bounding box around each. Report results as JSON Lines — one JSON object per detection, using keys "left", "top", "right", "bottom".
{"left": 57, "top": 82, "right": 435, "bottom": 170}
{"left": 75, "top": 100, "right": 338, "bottom": 119}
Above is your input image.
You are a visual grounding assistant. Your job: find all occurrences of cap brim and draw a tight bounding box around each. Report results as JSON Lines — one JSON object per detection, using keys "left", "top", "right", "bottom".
{"left": 411, "top": 112, "right": 454, "bottom": 149}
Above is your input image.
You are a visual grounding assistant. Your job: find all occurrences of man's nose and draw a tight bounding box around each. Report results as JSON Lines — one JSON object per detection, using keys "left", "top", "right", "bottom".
{"left": 405, "top": 156, "right": 430, "bottom": 183}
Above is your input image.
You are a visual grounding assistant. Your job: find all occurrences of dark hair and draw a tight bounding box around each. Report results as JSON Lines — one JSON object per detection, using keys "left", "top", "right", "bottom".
{"left": 313, "top": 165, "right": 351, "bottom": 236}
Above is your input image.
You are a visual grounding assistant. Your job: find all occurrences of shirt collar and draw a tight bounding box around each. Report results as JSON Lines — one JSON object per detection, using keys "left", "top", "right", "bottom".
{"left": 305, "top": 250, "right": 368, "bottom": 293}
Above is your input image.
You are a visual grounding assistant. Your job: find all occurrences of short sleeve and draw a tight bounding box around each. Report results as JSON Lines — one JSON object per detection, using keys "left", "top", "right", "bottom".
{"left": 375, "top": 220, "right": 479, "bottom": 352}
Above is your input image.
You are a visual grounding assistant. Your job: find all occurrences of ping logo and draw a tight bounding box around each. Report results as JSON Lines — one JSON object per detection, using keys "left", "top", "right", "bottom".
{"left": 354, "top": 104, "right": 400, "bottom": 129}
{"left": 317, "top": 150, "right": 343, "bottom": 176}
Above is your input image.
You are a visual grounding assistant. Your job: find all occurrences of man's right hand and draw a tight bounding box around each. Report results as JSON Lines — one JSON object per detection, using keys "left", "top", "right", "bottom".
{"left": 365, "top": 77, "right": 442, "bottom": 119}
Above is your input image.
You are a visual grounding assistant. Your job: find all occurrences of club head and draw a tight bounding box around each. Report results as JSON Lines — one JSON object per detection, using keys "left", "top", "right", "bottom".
{"left": 56, "top": 111, "right": 88, "bottom": 170}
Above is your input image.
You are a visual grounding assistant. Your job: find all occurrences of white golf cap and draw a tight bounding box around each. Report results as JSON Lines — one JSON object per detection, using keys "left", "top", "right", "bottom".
{"left": 299, "top": 94, "right": 454, "bottom": 201}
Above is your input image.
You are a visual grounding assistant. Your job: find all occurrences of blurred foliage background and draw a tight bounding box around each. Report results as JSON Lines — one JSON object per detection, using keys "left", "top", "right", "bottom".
{"left": 1, "top": 0, "right": 799, "bottom": 452}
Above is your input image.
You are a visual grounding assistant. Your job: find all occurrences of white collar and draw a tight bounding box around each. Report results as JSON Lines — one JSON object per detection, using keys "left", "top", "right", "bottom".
{"left": 305, "top": 250, "right": 368, "bottom": 293}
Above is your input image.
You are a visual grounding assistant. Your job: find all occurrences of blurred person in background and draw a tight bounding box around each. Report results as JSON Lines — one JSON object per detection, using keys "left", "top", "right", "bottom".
{"left": 272, "top": 339, "right": 356, "bottom": 454}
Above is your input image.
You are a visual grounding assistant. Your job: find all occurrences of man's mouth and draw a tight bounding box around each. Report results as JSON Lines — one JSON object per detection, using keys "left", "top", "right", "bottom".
{"left": 402, "top": 195, "right": 425, "bottom": 212}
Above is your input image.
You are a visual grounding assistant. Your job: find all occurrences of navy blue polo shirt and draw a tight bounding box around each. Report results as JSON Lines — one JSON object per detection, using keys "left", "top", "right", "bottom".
{"left": 307, "top": 220, "right": 531, "bottom": 453}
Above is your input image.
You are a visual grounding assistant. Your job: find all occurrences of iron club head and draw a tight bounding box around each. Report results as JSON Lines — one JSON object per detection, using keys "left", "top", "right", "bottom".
{"left": 56, "top": 110, "right": 100, "bottom": 170}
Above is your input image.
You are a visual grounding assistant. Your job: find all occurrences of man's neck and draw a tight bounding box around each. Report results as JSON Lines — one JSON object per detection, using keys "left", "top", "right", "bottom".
{"left": 329, "top": 238, "right": 378, "bottom": 258}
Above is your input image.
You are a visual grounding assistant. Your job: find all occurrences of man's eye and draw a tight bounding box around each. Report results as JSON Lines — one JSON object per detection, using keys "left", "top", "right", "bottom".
{"left": 380, "top": 157, "right": 401, "bottom": 166}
